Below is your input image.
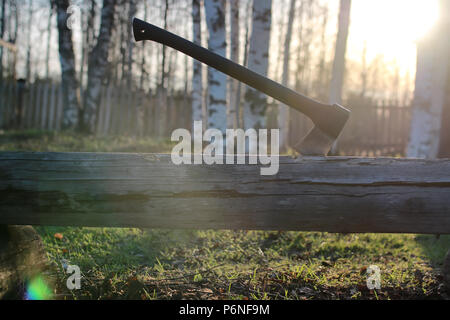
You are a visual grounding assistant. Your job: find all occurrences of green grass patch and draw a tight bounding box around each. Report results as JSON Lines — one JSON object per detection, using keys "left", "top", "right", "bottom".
{"left": 36, "top": 228, "right": 449, "bottom": 300}
{"left": 0, "top": 130, "right": 173, "bottom": 153}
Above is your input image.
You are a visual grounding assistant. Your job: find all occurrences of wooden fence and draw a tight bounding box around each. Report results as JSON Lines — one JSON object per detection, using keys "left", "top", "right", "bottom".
{"left": 0, "top": 80, "right": 191, "bottom": 137}
{"left": 1, "top": 79, "right": 411, "bottom": 156}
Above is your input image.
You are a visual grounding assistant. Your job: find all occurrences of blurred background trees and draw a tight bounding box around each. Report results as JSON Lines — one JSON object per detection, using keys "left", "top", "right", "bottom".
{"left": 0, "top": 0, "right": 448, "bottom": 158}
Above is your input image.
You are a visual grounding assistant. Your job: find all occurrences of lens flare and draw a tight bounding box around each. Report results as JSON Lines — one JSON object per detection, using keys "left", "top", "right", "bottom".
{"left": 25, "top": 276, "right": 53, "bottom": 300}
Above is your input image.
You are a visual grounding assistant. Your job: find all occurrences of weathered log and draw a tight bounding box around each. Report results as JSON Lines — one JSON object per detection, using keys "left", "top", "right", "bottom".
{"left": 0, "top": 225, "right": 49, "bottom": 299}
{"left": 0, "top": 152, "right": 449, "bottom": 234}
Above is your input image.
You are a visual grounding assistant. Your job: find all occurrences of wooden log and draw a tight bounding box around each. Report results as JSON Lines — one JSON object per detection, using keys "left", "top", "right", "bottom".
{"left": 0, "top": 152, "right": 449, "bottom": 234}
{"left": 0, "top": 225, "right": 50, "bottom": 299}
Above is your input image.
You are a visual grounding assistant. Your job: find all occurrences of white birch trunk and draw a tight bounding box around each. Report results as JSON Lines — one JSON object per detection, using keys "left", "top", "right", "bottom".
{"left": 278, "top": 0, "right": 296, "bottom": 151}
{"left": 329, "top": 0, "right": 351, "bottom": 105}
{"left": 243, "top": 0, "right": 272, "bottom": 130}
{"left": 228, "top": 0, "right": 239, "bottom": 129}
{"left": 192, "top": 0, "right": 203, "bottom": 130}
{"left": 204, "top": 0, "right": 227, "bottom": 133}
{"left": 139, "top": 0, "right": 148, "bottom": 90}
{"left": 407, "top": 0, "right": 450, "bottom": 159}
{"left": 55, "top": 0, "right": 80, "bottom": 129}
{"left": 329, "top": 0, "right": 351, "bottom": 154}
{"left": 83, "top": 0, "right": 116, "bottom": 133}
{"left": 127, "top": 1, "right": 137, "bottom": 87}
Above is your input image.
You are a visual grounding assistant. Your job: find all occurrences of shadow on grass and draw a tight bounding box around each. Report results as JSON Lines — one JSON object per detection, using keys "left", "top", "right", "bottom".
{"left": 415, "top": 234, "right": 450, "bottom": 266}
{"left": 35, "top": 226, "right": 164, "bottom": 273}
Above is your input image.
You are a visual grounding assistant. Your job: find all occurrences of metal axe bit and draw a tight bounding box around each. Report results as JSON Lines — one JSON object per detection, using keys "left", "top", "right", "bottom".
{"left": 133, "top": 18, "right": 350, "bottom": 156}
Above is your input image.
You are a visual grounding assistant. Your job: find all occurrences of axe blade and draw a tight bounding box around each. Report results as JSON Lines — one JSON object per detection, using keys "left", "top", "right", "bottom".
{"left": 294, "top": 103, "right": 350, "bottom": 156}
{"left": 295, "top": 126, "right": 339, "bottom": 156}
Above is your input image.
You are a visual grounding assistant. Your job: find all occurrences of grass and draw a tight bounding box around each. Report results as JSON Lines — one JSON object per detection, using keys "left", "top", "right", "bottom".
{"left": 0, "top": 129, "right": 174, "bottom": 153}
{"left": 1, "top": 130, "right": 449, "bottom": 300}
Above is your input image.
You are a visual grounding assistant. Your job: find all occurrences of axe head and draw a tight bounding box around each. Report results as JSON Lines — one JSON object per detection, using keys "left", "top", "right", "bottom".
{"left": 132, "top": 17, "right": 350, "bottom": 156}
{"left": 293, "top": 103, "right": 350, "bottom": 156}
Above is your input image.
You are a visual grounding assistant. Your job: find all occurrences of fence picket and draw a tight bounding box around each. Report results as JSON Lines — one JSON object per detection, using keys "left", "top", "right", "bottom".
{"left": 41, "top": 83, "right": 49, "bottom": 129}
{"left": 0, "top": 82, "right": 4, "bottom": 127}
{"left": 34, "top": 82, "right": 42, "bottom": 128}
{"left": 48, "top": 82, "right": 56, "bottom": 130}
{"left": 102, "top": 85, "right": 113, "bottom": 136}
{"left": 4, "top": 81, "right": 13, "bottom": 128}
{"left": 55, "top": 84, "right": 63, "bottom": 131}
{"left": 96, "top": 86, "right": 106, "bottom": 135}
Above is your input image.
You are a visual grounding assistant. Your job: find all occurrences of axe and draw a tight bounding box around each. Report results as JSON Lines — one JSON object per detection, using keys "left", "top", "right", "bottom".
{"left": 133, "top": 18, "right": 350, "bottom": 156}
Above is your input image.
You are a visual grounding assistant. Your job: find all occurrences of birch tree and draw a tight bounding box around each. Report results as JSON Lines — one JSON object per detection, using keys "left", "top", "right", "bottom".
{"left": 25, "top": 0, "right": 33, "bottom": 82}
{"left": 243, "top": 0, "right": 272, "bottom": 130}
{"left": 236, "top": 0, "right": 252, "bottom": 128}
{"left": 437, "top": 0, "right": 450, "bottom": 158}
{"left": 140, "top": 0, "right": 148, "bottom": 90}
{"left": 56, "top": 0, "right": 80, "bottom": 129}
{"left": 204, "top": 0, "right": 227, "bottom": 133}
{"left": 315, "top": 5, "right": 329, "bottom": 100}
{"left": 127, "top": 0, "right": 137, "bottom": 88}
{"left": 45, "top": 1, "right": 55, "bottom": 79}
{"left": 407, "top": 0, "right": 450, "bottom": 159}
{"left": 438, "top": 72, "right": 450, "bottom": 157}
{"left": 329, "top": 0, "right": 351, "bottom": 107}
{"left": 160, "top": 0, "right": 169, "bottom": 90}
{"left": 0, "top": 0, "right": 6, "bottom": 79}
{"left": 228, "top": 0, "right": 239, "bottom": 129}
{"left": 279, "top": 0, "right": 296, "bottom": 151}
{"left": 191, "top": 0, "right": 203, "bottom": 130}
{"left": 329, "top": 0, "right": 351, "bottom": 154}
{"left": 83, "top": 0, "right": 117, "bottom": 133}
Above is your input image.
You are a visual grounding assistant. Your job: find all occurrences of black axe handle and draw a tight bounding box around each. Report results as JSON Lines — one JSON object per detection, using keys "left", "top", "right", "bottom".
{"left": 133, "top": 18, "right": 349, "bottom": 137}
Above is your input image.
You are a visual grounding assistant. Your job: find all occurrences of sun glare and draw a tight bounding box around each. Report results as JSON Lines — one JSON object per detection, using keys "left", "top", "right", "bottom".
{"left": 403, "top": 0, "right": 440, "bottom": 40}
{"left": 348, "top": 0, "right": 439, "bottom": 73}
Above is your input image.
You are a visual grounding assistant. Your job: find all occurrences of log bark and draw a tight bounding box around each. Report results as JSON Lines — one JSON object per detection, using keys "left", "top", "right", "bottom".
{"left": 0, "top": 225, "right": 49, "bottom": 299}
{"left": 0, "top": 152, "right": 449, "bottom": 234}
